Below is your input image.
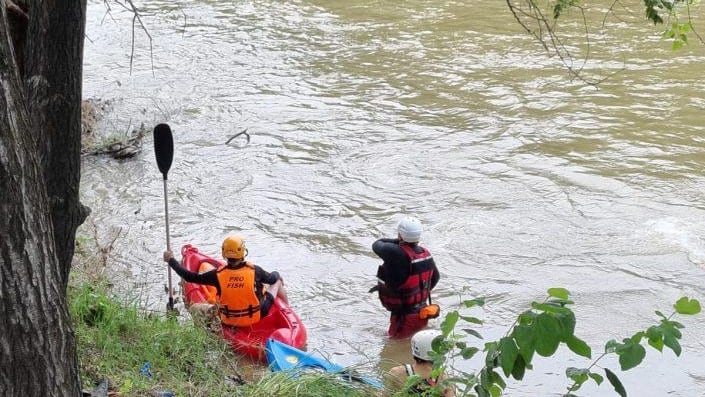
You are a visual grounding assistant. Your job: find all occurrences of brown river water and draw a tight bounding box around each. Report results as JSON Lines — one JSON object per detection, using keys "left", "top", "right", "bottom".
{"left": 81, "top": 1, "right": 705, "bottom": 395}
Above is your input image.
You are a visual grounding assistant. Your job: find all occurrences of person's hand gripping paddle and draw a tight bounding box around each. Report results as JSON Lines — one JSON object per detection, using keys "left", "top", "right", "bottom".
{"left": 153, "top": 123, "right": 175, "bottom": 313}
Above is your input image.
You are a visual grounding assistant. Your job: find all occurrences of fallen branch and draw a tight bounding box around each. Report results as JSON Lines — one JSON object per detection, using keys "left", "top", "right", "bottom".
{"left": 226, "top": 128, "right": 250, "bottom": 145}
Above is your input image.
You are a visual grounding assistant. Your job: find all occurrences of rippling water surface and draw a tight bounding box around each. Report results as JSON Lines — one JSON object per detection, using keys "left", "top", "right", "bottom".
{"left": 82, "top": 1, "right": 705, "bottom": 395}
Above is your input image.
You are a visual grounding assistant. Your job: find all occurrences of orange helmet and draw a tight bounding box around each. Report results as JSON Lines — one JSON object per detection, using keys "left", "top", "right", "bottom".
{"left": 222, "top": 235, "right": 247, "bottom": 260}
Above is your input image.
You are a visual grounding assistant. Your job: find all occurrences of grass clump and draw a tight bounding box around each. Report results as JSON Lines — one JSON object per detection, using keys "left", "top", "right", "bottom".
{"left": 235, "top": 371, "right": 375, "bottom": 397}
{"left": 69, "top": 283, "right": 243, "bottom": 396}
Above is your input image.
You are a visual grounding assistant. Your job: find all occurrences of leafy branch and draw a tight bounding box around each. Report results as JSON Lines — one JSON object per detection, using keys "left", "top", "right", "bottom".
{"left": 505, "top": 0, "right": 704, "bottom": 83}
{"left": 425, "top": 289, "right": 701, "bottom": 397}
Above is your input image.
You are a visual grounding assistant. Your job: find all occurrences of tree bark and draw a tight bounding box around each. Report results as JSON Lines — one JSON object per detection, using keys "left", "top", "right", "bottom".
{"left": 24, "top": 0, "right": 89, "bottom": 289}
{"left": 0, "top": 1, "right": 83, "bottom": 395}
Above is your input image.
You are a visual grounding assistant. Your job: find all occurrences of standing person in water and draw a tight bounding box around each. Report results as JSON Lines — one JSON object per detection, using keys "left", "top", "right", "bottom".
{"left": 370, "top": 216, "right": 440, "bottom": 338}
{"left": 162, "top": 234, "right": 288, "bottom": 327}
{"left": 388, "top": 329, "right": 455, "bottom": 397}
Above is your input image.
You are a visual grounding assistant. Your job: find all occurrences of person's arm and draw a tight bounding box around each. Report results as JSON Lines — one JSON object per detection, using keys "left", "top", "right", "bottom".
{"left": 163, "top": 251, "right": 218, "bottom": 287}
{"left": 429, "top": 259, "right": 440, "bottom": 290}
{"left": 386, "top": 365, "right": 408, "bottom": 390}
{"left": 372, "top": 238, "right": 400, "bottom": 259}
{"left": 444, "top": 385, "right": 456, "bottom": 397}
{"left": 372, "top": 240, "right": 410, "bottom": 288}
{"left": 440, "top": 373, "right": 456, "bottom": 397}
{"left": 254, "top": 265, "right": 281, "bottom": 285}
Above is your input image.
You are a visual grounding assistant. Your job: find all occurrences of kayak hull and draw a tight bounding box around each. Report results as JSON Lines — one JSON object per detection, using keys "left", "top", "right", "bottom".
{"left": 180, "top": 244, "right": 307, "bottom": 361}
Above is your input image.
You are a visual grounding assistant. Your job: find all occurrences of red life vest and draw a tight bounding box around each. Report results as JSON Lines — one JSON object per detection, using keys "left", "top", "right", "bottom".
{"left": 375, "top": 244, "right": 435, "bottom": 314}
{"left": 215, "top": 262, "right": 263, "bottom": 327}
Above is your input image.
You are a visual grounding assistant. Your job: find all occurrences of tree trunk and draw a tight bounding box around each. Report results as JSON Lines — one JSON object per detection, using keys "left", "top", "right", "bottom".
{"left": 0, "top": 1, "right": 84, "bottom": 395}
{"left": 24, "top": 0, "right": 89, "bottom": 289}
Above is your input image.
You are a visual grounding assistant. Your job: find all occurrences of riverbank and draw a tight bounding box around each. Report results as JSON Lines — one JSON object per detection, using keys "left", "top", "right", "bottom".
{"left": 69, "top": 245, "right": 380, "bottom": 396}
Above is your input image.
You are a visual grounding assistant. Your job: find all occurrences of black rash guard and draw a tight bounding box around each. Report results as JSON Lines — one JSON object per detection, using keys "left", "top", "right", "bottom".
{"left": 372, "top": 238, "right": 440, "bottom": 289}
{"left": 168, "top": 258, "right": 280, "bottom": 301}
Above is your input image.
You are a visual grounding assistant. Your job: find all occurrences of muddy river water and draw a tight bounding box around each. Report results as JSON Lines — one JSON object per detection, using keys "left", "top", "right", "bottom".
{"left": 81, "top": 1, "right": 705, "bottom": 395}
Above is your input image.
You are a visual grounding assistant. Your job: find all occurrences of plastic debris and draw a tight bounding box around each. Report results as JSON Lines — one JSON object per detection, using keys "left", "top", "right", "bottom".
{"left": 140, "top": 362, "right": 152, "bottom": 379}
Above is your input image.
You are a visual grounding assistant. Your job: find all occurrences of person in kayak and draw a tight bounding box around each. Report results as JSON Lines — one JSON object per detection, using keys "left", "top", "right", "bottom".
{"left": 162, "top": 234, "right": 288, "bottom": 327}
{"left": 370, "top": 216, "right": 440, "bottom": 338}
{"left": 387, "top": 329, "right": 455, "bottom": 397}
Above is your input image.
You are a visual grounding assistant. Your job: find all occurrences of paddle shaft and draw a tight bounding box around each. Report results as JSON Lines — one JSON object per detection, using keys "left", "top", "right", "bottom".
{"left": 162, "top": 176, "right": 174, "bottom": 309}
{"left": 153, "top": 123, "right": 175, "bottom": 312}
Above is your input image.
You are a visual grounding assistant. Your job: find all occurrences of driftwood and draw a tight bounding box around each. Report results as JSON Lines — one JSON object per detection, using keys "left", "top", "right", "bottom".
{"left": 84, "top": 123, "right": 146, "bottom": 159}
{"left": 226, "top": 128, "right": 250, "bottom": 145}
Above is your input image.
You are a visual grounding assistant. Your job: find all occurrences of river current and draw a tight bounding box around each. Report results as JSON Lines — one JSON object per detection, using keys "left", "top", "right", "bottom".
{"left": 81, "top": 1, "right": 705, "bottom": 395}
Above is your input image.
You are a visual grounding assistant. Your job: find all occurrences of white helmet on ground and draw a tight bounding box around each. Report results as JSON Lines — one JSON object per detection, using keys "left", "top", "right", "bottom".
{"left": 411, "top": 329, "right": 442, "bottom": 361}
{"left": 398, "top": 217, "right": 423, "bottom": 243}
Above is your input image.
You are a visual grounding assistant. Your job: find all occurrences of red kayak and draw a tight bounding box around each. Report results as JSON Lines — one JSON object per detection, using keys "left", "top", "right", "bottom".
{"left": 180, "top": 244, "right": 307, "bottom": 361}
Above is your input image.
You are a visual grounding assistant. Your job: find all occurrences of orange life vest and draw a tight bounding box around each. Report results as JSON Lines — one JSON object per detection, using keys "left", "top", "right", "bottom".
{"left": 198, "top": 262, "right": 218, "bottom": 304}
{"left": 215, "top": 262, "right": 262, "bottom": 327}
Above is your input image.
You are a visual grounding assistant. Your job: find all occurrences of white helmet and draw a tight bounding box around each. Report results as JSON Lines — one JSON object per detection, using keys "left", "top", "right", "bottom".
{"left": 411, "top": 329, "right": 441, "bottom": 361}
{"left": 398, "top": 217, "right": 423, "bottom": 243}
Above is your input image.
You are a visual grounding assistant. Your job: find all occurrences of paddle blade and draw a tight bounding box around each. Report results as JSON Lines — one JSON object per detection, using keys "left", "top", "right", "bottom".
{"left": 153, "top": 123, "right": 174, "bottom": 178}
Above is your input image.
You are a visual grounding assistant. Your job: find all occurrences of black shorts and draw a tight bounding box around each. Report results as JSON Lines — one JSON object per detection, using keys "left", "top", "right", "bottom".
{"left": 260, "top": 292, "right": 275, "bottom": 317}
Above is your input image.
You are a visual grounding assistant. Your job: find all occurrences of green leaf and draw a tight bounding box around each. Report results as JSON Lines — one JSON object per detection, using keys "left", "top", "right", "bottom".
{"left": 548, "top": 287, "right": 570, "bottom": 300}
{"left": 630, "top": 331, "right": 645, "bottom": 344}
{"left": 480, "top": 367, "right": 492, "bottom": 386}
{"left": 464, "top": 297, "right": 486, "bottom": 308}
{"left": 119, "top": 378, "right": 134, "bottom": 394}
{"left": 604, "top": 368, "right": 626, "bottom": 397}
{"left": 499, "top": 337, "right": 519, "bottom": 377}
{"left": 489, "top": 384, "right": 502, "bottom": 397}
{"left": 460, "top": 347, "right": 480, "bottom": 360}
{"left": 460, "top": 315, "right": 483, "bottom": 325}
{"left": 512, "top": 324, "right": 535, "bottom": 364}
{"left": 485, "top": 342, "right": 498, "bottom": 368}
{"left": 518, "top": 311, "right": 537, "bottom": 325}
{"left": 475, "top": 384, "right": 490, "bottom": 397}
{"left": 589, "top": 372, "right": 604, "bottom": 385}
{"left": 646, "top": 325, "right": 664, "bottom": 352}
{"left": 531, "top": 302, "right": 572, "bottom": 315}
{"left": 566, "top": 367, "right": 589, "bottom": 385}
{"left": 618, "top": 341, "right": 646, "bottom": 371}
{"left": 674, "top": 297, "right": 701, "bottom": 315}
{"left": 553, "top": 0, "right": 576, "bottom": 19}
{"left": 490, "top": 369, "right": 506, "bottom": 388}
{"left": 440, "top": 311, "right": 459, "bottom": 336}
{"left": 604, "top": 339, "right": 620, "bottom": 353}
{"left": 660, "top": 319, "right": 683, "bottom": 356}
{"left": 534, "top": 313, "right": 562, "bottom": 357}
{"left": 557, "top": 311, "right": 576, "bottom": 340}
{"left": 463, "top": 328, "right": 484, "bottom": 339}
{"left": 663, "top": 331, "right": 682, "bottom": 356}
{"left": 433, "top": 337, "right": 453, "bottom": 356}
{"left": 566, "top": 335, "right": 591, "bottom": 358}
{"left": 511, "top": 354, "right": 526, "bottom": 380}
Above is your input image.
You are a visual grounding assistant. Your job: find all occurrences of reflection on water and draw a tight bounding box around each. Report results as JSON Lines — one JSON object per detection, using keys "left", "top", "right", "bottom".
{"left": 82, "top": 0, "right": 705, "bottom": 395}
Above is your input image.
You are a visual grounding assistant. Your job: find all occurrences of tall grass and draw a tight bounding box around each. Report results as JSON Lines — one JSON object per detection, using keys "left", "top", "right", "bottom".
{"left": 69, "top": 283, "right": 382, "bottom": 396}
{"left": 70, "top": 282, "right": 246, "bottom": 396}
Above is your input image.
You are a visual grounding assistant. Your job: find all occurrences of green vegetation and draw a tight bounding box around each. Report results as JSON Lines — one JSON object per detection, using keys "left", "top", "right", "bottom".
{"left": 70, "top": 282, "right": 239, "bottom": 396}
{"left": 69, "top": 282, "right": 378, "bottom": 396}
{"left": 241, "top": 371, "right": 373, "bottom": 397}
{"left": 422, "top": 289, "right": 701, "bottom": 397}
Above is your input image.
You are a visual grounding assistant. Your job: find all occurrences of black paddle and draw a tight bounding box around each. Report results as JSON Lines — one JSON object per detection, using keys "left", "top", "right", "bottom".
{"left": 153, "top": 123, "right": 175, "bottom": 312}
